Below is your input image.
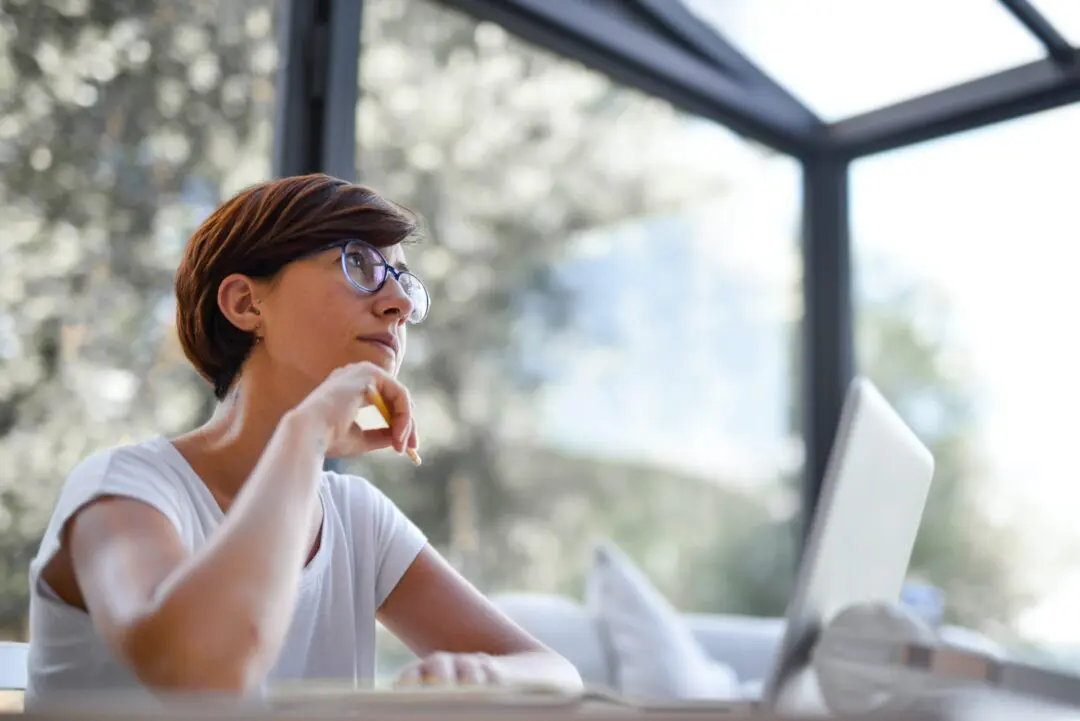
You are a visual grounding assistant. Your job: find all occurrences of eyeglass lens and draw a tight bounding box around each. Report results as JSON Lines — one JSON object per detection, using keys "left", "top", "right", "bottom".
{"left": 343, "top": 242, "right": 429, "bottom": 323}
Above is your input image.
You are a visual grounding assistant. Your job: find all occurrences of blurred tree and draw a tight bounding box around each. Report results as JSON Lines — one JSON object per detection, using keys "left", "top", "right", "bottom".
{"left": 856, "top": 282, "right": 1030, "bottom": 630}
{"left": 0, "top": 0, "right": 278, "bottom": 635}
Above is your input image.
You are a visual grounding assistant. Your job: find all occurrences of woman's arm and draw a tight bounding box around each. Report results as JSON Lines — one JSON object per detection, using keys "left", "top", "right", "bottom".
{"left": 69, "top": 411, "right": 326, "bottom": 692}
{"left": 378, "top": 546, "right": 583, "bottom": 692}
{"left": 65, "top": 362, "right": 409, "bottom": 693}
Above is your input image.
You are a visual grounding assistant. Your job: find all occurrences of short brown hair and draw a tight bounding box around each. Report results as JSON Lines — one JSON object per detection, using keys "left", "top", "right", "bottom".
{"left": 175, "top": 173, "right": 418, "bottom": 399}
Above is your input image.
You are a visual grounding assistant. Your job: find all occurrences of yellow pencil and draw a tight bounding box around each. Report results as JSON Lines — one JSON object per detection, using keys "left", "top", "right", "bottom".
{"left": 366, "top": 385, "right": 422, "bottom": 466}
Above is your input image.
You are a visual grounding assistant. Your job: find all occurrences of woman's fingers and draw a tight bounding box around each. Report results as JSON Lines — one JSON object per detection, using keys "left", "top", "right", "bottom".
{"left": 423, "top": 652, "right": 457, "bottom": 684}
{"left": 305, "top": 361, "right": 420, "bottom": 460}
{"left": 365, "top": 378, "right": 412, "bottom": 452}
{"left": 393, "top": 653, "right": 500, "bottom": 688}
{"left": 406, "top": 419, "right": 419, "bottom": 453}
{"left": 453, "top": 654, "right": 494, "bottom": 686}
{"left": 396, "top": 663, "right": 422, "bottom": 686}
{"left": 357, "top": 427, "right": 395, "bottom": 451}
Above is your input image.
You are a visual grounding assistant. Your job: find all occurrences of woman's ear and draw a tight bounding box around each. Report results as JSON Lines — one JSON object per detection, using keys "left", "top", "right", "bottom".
{"left": 217, "top": 273, "right": 263, "bottom": 334}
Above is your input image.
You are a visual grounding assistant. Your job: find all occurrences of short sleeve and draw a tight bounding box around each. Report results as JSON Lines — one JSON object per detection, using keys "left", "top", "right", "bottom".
{"left": 29, "top": 443, "right": 187, "bottom": 581}
{"left": 357, "top": 479, "right": 428, "bottom": 607}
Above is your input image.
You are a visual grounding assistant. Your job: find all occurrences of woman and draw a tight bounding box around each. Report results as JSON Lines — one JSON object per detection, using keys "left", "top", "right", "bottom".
{"left": 25, "top": 174, "right": 581, "bottom": 704}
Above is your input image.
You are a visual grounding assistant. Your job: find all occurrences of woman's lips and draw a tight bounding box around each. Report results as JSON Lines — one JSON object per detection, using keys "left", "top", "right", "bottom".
{"left": 357, "top": 334, "right": 398, "bottom": 357}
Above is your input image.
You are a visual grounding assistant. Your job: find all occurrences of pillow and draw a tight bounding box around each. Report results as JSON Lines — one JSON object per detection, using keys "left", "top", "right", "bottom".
{"left": 587, "top": 541, "right": 741, "bottom": 701}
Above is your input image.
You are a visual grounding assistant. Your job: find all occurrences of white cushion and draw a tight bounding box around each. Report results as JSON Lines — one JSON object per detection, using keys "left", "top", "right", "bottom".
{"left": 684, "top": 613, "right": 785, "bottom": 683}
{"left": 587, "top": 542, "right": 741, "bottom": 701}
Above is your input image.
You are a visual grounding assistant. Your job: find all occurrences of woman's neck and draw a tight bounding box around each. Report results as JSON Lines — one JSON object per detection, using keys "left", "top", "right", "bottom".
{"left": 173, "top": 374, "right": 307, "bottom": 502}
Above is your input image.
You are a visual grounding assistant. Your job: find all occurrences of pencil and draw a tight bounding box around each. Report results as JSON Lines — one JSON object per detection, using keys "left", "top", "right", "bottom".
{"left": 365, "top": 385, "right": 422, "bottom": 466}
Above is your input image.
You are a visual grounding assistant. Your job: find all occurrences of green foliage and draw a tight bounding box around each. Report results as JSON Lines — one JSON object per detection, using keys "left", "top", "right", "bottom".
{"left": 857, "top": 284, "right": 1028, "bottom": 630}
{"left": 0, "top": 0, "right": 278, "bottom": 634}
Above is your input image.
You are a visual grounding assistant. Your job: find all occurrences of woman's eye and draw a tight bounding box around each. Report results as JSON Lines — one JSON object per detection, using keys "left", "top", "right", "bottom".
{"left": 345, "top": 252, "right": 367, "bottom": 268}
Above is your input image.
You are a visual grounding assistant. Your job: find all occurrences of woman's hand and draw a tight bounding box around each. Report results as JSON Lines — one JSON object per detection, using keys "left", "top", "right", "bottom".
{"left": 378, "top": 549, "right": 583, "bottom": 694}
{"left": 395, "top": 652, "right": 504, "bottom": 688}
{"left": 290, "top": 361, "right": 416, "bottom": 458}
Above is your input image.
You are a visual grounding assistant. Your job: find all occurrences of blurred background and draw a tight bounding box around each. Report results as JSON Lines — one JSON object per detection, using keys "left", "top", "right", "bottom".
{"left": 1, "top": 0, "right": 1079, "bottom": 677}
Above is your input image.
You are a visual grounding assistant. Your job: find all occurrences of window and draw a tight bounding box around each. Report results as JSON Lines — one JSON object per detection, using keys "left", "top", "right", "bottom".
{"left": 682, "top": 0, "right": 1045, "bottom": 120}
{"left": 852, "top": 104, "right": 1080, "bottom": 657}
{"left": 0, "top": 0, "right": 278, "bottom": 642}
{"left": 356, "top": 0, "right": 802, "bottom": 668}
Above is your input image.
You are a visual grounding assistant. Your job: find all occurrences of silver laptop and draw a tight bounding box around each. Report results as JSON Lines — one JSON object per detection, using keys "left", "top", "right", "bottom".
{"left": 761, "top": 376, "right": 935, "bottom": 714}
{"left": 592, "top": 376, "right": 935, "bottom": 714}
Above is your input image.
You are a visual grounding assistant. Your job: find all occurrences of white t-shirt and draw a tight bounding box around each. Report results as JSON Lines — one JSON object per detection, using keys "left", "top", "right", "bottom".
{"left": 24, "top": 435, "right": 427, "bottom": 707}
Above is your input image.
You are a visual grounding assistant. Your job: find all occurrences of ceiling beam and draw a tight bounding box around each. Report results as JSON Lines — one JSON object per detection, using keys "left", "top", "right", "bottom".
{"left": 829, "top": 56, "right": 1080, "bottom": 158}
{"left": 998, "top": 0, "right": 1076, "bottom": 65}
{"left": 437, "top": 0, "right": 825, "bottom": 157}
{"left": 626, "top": 0, "right": 817, "bottom": 123}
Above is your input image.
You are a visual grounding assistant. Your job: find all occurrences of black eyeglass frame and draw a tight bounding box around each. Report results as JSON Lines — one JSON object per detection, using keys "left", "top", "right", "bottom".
{"left": 310, "top": 239, "right": 430, "bottom": 324}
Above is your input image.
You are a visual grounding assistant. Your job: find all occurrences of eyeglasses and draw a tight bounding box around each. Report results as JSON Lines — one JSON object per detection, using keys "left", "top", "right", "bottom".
{"left": 317, "top": 239, "right": 430, "bottom": 323}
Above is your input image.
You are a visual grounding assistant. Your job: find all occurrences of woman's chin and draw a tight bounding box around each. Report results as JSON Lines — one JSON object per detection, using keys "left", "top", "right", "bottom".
{"left": 351, "top": 346, "right": 397, "bottom": 374}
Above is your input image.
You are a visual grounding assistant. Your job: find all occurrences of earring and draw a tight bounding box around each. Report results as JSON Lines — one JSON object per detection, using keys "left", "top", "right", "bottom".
{"left": 252, "top": 299, "right": 263, "bottom": 340}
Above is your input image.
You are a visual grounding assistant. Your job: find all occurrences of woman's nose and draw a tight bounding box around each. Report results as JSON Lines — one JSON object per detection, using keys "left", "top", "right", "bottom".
{"left": 374, "top": 275, "right": 416, "bottom": 320}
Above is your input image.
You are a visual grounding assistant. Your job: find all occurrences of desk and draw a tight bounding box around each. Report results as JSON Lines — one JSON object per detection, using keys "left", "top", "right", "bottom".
{"left": 8, "top": 687, "right": 1072, "bottom": 721}
{"left": 7, "top": 693, "right": 924, "bottom": 721}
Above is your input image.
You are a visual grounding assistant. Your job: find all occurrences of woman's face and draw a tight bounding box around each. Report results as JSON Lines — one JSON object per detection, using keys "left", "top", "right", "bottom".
{"left": 252, "top": 242, "right": 416, "bottom": 388}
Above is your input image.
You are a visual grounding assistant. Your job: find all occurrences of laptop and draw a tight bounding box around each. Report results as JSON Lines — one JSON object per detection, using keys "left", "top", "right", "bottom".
{"left": 761, "top": 376, "right": 935, "bottom": 714}
{"left": 620, "top": 375, "right": 934, "bottom": 714}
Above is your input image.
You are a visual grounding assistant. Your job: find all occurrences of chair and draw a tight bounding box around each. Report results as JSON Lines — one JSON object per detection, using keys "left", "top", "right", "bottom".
{"left": 0, "top": 641, "right": 28, "bottom": 690}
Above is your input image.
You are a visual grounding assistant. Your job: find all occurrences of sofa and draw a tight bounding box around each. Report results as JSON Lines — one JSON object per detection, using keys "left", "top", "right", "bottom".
{"left": 491, "top": 593, "right": 1005, "bottom": 697}
{"left": 487, "top": 542, "right": 1006, "bottom": 702}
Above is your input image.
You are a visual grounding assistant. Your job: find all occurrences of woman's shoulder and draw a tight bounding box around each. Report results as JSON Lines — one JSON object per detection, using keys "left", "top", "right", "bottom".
{"left": 62, "top": 435, "right": 192, "bottom": 502}
{"left": 48, "top": 436, "right": 205, "bottom": 538}
{"left": 68, "top": 435, "right": 179, "bottom": 476}
{"left": 31, "top": 437, "right": 200, "bottom": 580}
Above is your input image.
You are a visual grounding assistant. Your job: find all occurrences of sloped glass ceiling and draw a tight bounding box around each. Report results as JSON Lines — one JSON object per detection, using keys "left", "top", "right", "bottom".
{"left": 680, "top": 0, "right": 1055, "bottom": 121}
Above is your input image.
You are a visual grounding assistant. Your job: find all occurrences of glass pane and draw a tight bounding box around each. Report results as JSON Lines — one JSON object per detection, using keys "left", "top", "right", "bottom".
{"left": 682, "top": 0, "right": 1047, "bottom": 120}
{"left": 1031, "top": 0, "right": 1080, "bottom": 45}
{"left": 0, "top": 0, "right": 278, "bottom": 646}
{"left": 852, "top": 105, "right": 1080, "bottom": 661}
{"left": 359, "top": 0, "right": 802, "bottom": 681}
